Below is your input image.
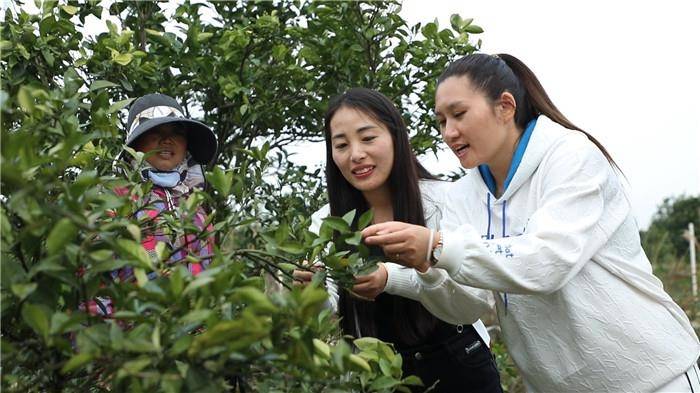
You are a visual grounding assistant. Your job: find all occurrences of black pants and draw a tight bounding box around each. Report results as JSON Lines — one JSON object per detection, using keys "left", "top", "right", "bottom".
{"left": 399, "top": 325, "right": 502, "bottom": 393}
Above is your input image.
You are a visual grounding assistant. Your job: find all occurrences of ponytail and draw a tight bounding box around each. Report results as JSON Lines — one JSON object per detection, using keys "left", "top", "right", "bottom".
{"left": 438, "top": 53, "right": 620, "bottom": 171}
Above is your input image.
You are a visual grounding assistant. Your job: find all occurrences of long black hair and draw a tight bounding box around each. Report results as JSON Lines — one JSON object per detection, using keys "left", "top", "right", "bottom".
{"left": 323, "top": 87, "right": 437, "bottom": 345}
{"left": 438, "top": 53, "right": 620, "bottom": 171}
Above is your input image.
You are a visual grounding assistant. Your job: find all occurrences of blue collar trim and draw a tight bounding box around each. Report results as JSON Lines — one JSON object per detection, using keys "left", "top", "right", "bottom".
{"left": 478, "top": 165, "right": 498, "bottom": 195}
{"left": 478, "top": 118, "right": 538, "bottom": 195}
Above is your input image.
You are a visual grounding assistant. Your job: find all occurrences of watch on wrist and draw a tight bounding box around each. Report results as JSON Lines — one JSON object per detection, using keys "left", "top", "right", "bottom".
{"left": 430, "top": 232, "right": 443, "bottom": 265}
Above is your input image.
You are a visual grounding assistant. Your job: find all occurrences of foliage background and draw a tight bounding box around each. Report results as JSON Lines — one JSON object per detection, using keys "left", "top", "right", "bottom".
{"left": 0, "top": 1, "right": 484, "bottom": 391}
{"left": 1, "top": 1, "right": 697, "bottom": 392}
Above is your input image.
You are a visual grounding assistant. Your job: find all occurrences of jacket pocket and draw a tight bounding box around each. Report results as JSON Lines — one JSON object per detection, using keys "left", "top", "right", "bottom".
{"left": 447, "top": 337, "right": 492, "bottom": 368}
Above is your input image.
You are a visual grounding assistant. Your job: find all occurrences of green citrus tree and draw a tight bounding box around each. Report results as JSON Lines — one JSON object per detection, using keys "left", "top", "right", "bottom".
{"left": 1, "top": 1, "right": 483, "bottom": 391}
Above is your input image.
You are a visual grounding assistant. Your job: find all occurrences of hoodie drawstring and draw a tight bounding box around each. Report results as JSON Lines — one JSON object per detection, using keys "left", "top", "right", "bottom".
{"left": 486, "top": 193, "right": 492, "bottom": 240}
{"left": 503, "top": 199, "right": 508, "bottom": 314}
{"left": 487, "top": 193, "right": 510, "bottom": 314}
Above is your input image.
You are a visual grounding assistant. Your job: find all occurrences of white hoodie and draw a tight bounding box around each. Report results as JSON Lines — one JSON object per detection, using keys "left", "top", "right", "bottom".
{"left": 311, "top": 180, "right": 492, "bottom": 345}
{"left": 433, "top": 115, "right": 700, "bottom": 391}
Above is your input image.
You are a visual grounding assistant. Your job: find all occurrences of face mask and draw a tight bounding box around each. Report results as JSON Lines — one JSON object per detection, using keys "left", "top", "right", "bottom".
{"left": 147, "top": 170, "right": 182, "bottom": 188}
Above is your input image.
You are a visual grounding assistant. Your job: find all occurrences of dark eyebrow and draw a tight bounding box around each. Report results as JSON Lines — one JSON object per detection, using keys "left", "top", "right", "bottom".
{"left": 331, "top": 125, "right": 377, "bottom": 140}
{"left": 436, "top": 101, "right": 465, "bottom": 116}
{"left": 447, "top": 101, "right": 464, "bottom": 111}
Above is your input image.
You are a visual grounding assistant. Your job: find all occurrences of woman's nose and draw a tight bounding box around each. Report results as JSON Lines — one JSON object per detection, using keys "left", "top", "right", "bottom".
{"left": 350, "top": 145, "right": 366, "bottom": 162}
{"left": 442, "top": 120, "right": 459, "bottom": 142}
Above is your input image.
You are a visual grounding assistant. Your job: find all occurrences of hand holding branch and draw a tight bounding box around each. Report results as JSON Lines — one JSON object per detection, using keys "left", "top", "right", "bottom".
{"left": 362, "top": 221, "right": 436, "bottom": 273}
{"left": 352, "top": 263, "right": 388, "bottom": 300}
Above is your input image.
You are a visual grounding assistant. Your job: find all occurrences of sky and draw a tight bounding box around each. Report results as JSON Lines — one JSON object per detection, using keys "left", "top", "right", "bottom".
{"left": 399, "top": 0, "right": 700, "bottom": 230}
{"left": 6, "top": 0, "right": 699, "bottom": 229}
{"left": 289, "top": 0, "right": 700, "bottom": 229}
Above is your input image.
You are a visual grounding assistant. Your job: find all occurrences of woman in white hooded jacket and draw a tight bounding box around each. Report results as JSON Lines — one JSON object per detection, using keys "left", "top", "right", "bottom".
{"left": 363, "top": 53, "right": 700, "bottom": 392}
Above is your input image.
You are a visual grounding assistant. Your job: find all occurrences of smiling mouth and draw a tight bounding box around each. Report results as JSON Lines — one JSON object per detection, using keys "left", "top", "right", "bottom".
{"left": 351, "top": 166, "right": 375, "bottom": 178}
{"left": 157, "top": 150, "right": 174, "bottom": 158}
{"left": 453, "top": 144, "right": 469, "bottom": 158}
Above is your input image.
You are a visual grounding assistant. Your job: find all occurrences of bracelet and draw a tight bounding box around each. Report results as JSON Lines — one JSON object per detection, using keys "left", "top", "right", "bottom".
{"left": 430, "top": 231, "right": 443, "bottom": 266}
{"left": 426, "top": 229, "right": 435, "bottom": 264}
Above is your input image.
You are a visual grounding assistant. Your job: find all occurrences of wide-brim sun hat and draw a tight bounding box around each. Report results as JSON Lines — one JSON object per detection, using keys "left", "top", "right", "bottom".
{"left": 123, "top": 93, "right": 218, "bottom": 165}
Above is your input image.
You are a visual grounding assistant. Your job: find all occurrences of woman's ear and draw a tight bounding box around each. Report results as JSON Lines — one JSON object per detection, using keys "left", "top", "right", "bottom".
{"left": 497, "top": 91, "right": 517, "bottom": 123}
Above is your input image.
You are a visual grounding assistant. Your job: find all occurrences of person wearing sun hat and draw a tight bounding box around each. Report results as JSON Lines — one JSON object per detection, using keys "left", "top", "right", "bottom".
{"left": 81, "top": 93, "right": 219, "bottom": 317}
{"left": 124, "top": 93, "right": 217, "bottom": 165}
{"left": 118, "top": 93, "right": 218, "bottom": 188}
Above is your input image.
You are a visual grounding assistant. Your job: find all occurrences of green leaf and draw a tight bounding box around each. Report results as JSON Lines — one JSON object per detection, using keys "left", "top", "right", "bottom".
{"left": 145, "top": 28, "right": 162, "bottom": 36}
{"left": 118, "top": 357, "right": 152, "bottom": 377}
{"left": 196, "top": 32, "right": 213, "bottom": 42}
{"left": 17, "top": 86, "right": 35, "bottom": 114}
{"left": 91, "top": 259, "right": 129, "bottom": 275}
{"left": 41, "top": 49, "right": 54, "bottom": 67}
{"left": 155, "top": 241, "right": 167, "bottom": 262}
{"left": 110, "top": 321, "right": 124, "bottom": 350}
{"left": 421, "top": 22, "right": 437, "bottom": 38}
{"left": 299, "top": 284, "right": 329, "bottom": 311}
{"left": 322, "top": 216, "right": 350, "bottom": 233}
{"left": 133, "top": 267, "right": 149, "bottom": 287}
{"left": 370, "top": 376, "right": 401, "bottom": 390}
{"left": 126, "top": 223, "right": 141, "bottom": 242}
{"left": 356, "top": 261, "right": 378, "bottom": 276}
{"left": 181, "top": 309, "right": 213, "bottom": 324}
{"left": 207, "top": 166, "right": 232, "bottom": 195}
{"left": 90, "top": 80, "right": 118, "bottom": 91}
{"left": 28, "top": 258, "right": 66, "bottom": 277}
{"left": 11, "top": 283, "right": 37, "bottom": 301}
{"left": 402, "top": 375, "right": 423, "bottom": 386}
{"left": 170, "top": 266, "right": 185, "bottom": 297}
{"left": 234, "top": 287, "right": 277, "bottom": 313}
{"left": 449, "top": 14, "right": 462, "bottom": 30}
{"left": 113, "top": 52, "right": 133, "bottom": 66}
{"left": 358, "top": 209, "right": 373, "bottom": 230}
{"left": 347, "top": 353, "right": 371, "bottom": 372}
{"left": 354, "top": 336, "right": 382, "bottom": 351}
{"left": 21, "top": 303, "right": 50, "bottom": 341}
{"left": 379, "top": 358, "right": 393, "bottom": 376}
{"left": 342, "top": 209, "right": 356, "bottom": 226}
{"left": 313, "top": 339, "right": 331, "bottom": 359}
{"left": 116, "top": 238, "right": 152, "bottom": 269}
{"left": 345, "top": 232, "right": 362, "bottom": 246}
{"left": 278, "top": 241, "right": 305, "bottom": 255}
{"left": 108, "top": 97, "right": 135, "bottom": 114}
{"left": 46, "top": 218, "right": 78, "bottom": 256}
{"left": 464, "top": 24, "right": 484, "bottom": 34}
{"left": 61, "top": 352, "right": 93, "bottom": 373}
{"left": 171, "top": 336, "right": 192, "bottom": 356}
{"left": 151, "top": 323, "right": 161, "bottom": 351}
{"left": 183, "top": 276, "right": 214, "bottom": 295}
{"left": 60, "top": 5, "right": 79, "bottom": 15}
{"left": 277, "top": 262, "right": 297, "bottom": 272}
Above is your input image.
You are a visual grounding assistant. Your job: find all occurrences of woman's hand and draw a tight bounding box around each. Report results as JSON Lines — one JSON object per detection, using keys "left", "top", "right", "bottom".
{"left": 352, "top": 263, "right": 388, "bottom": 299}
{"left": 362, "top": 222, "right": 435, "bottom": 272}
{"left": 292, "top": 269, "right": 314, "bottom": 286}
{"left": 292, "top": 263, "right": 322, "bottom": 287}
